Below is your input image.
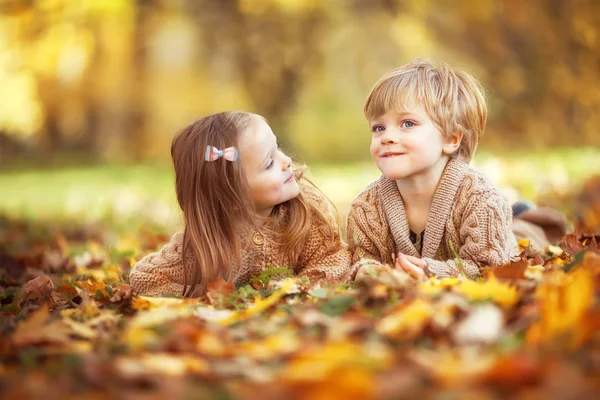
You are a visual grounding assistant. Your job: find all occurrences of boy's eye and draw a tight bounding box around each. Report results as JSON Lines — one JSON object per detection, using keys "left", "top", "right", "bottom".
{"left": 401, "top": 120, "right": 415, "bottom": 128}
{"left": 371, "top": 125, "right": 385, "bottom": 133}
{"left": 266, "top": 159, "right": 274, "bottom": 169}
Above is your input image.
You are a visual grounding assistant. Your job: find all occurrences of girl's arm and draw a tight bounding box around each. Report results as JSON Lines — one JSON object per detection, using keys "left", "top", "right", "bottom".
{"left": 129, "top": 231, "right": 202, "bottom": 297}
{"left": 423, "top": 190, "right": 517, "bottom": 279}
{"left": 294, "top": 185, "right": 354, "bottom": 283}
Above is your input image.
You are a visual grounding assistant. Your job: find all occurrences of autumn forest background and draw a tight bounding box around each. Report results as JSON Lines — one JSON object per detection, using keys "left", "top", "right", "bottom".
{"left": 1, "top": 1, "right": 600, "bottom": 398}
{"left": 1, "top": 0, "right": 599, "bottom": 229}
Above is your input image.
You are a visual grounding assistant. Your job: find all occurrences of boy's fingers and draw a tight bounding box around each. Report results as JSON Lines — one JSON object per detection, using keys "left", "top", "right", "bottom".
{"left": 405, "top": 255, "right": 427, "bottom": 268}
{"left": 397, "top": 255, "right": 425, "bottom": 279}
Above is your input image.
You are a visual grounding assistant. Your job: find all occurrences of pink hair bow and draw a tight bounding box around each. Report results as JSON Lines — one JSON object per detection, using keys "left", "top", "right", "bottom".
{"left": 205, "top": 145, "right": 238, "bottom": 162}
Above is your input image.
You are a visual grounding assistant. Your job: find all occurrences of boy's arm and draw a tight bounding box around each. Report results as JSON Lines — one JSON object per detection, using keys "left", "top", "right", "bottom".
{"left": 346, "top": 195, "right": 394, "bottom": 280}
{"left": 129, "top": 231, "right": 202, "bottom": 297}
{"left": 423, "top": 190, "right": 517, "bottom": 279}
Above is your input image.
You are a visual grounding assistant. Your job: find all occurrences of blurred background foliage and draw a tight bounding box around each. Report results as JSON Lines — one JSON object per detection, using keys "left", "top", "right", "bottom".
{"left": 1, "top": 0, "right": 599, "bottom": 229}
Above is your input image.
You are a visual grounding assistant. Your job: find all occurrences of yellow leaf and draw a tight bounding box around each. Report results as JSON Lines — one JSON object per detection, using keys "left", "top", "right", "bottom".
{"left": 527, "top": 267, "right": 594, "bottom": 347}
{"left": 411, "top": 347, "right": 496, "bottom": 387}
{"left": 418, "top": 277, "right": 461, "bottom": 295}
{"left": 240, "top": 328, "right": 301, "bottom": 360}
{"left": 518, "top": 239, "right": 531, "bottom": 252}
{"left": 377, "top": 299, "right": 432, "bottom": 338}
{"left": 454, "top": 274, "right": 520, "bottom": 308}
{"left": 132, "top": 295, "right": 200, "bottom": 310}
{"left": 220, "top": 279, "right": 295, "bottom": 325}
{"left": 283, "top": 340, "right": 388, "bottom": 381}
{"left": 196, "top": 332, "right": 228, "bottom": 357}
{"left": 115, "top": 354, "right": 208, "bottom": 377}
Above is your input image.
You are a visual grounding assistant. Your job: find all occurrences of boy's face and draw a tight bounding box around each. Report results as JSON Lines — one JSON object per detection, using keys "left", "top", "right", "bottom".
{"left": 239, "top": 116, "right": 300, "bottom": 217}
{"left": 368, "top": 103, "right": 460, "bottom": 182}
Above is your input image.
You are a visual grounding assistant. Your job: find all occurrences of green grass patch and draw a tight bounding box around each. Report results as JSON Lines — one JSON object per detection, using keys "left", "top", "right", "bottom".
{"left": 1, "top": 147, "right": 598, "bottom": 233}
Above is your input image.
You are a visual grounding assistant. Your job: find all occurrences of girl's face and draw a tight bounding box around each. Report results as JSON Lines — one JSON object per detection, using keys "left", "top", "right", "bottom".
{"left": 240, "top": 116, "right": 300, "bottom": 217}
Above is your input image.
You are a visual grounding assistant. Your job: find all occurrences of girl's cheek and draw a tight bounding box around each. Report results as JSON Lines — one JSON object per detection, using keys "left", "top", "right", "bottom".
{"left": 270, "top": 181, "right": 283, "bottom": 192}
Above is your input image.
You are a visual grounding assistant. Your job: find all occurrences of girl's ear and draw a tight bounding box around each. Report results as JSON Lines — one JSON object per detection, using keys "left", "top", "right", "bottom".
{"left": 442, "top": 130, "right": 463, "bottom": 155}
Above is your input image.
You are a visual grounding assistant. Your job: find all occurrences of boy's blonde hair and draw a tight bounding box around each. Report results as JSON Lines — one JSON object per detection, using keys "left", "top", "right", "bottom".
{"left": 364, "top": 58, "right": 487, "bottom": 162}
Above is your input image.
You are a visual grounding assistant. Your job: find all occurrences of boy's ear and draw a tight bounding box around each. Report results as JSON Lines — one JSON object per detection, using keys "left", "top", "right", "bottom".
{"left": 442, "top": 131, "right": 463, "bottom": 155}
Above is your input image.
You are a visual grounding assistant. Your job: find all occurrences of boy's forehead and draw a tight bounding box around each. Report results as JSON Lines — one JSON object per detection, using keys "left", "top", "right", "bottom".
{"left": 368, "top": 99, "right": 422, "bottom": 120}
{"left": 366, "top": 86, "right": 421, "bottom": 118}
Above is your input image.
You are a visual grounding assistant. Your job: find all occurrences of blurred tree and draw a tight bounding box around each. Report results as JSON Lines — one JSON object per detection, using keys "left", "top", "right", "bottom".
{"left": 0, "top": 0, "right": 598, "bottom": 165}
{"left": 424, "top": 0, "right": 600, "bottom": 148}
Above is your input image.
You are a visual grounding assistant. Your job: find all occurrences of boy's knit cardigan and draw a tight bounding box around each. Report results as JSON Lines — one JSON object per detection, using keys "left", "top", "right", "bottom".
{"left": 347, "top": 158, "right": 518, "bottom": 279}
{"left": 130, "top": 184, "right": 353, "bottom": 297}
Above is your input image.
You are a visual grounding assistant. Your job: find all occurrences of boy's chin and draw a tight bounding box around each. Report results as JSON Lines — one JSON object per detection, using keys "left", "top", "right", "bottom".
{"left": 380, "top": 169, "right": 407, "bottom": 181}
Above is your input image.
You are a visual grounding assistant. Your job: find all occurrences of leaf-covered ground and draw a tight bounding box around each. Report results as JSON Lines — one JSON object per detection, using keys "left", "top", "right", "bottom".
{"left": 1, "top": 177, "right": 600, "bottom": 399}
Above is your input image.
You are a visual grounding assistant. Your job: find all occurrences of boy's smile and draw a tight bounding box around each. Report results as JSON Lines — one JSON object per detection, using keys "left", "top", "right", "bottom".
{"left": 380, "top": 151, "right": 406, "bottom": 158}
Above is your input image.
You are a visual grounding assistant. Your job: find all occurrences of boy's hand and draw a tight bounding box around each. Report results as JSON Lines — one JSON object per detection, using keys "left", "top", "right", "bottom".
{"left": 355, "top": 262, "right": 385, "bottom": 281}
{"left": 394, "top": 253, "right": 426, "bottom": 279}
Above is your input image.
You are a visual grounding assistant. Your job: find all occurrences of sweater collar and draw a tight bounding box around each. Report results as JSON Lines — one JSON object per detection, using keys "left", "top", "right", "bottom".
{"left": 378, "top": 157, "right": 469, "bottom": 258}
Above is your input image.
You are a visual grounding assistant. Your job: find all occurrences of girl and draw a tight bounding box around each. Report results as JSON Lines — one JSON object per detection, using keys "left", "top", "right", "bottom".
{"left": 130, "top": 111, "right": 353, "bottom": 297}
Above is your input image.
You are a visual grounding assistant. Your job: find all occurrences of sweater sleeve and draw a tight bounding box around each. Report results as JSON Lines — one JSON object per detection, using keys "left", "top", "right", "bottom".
{"left": 346, "top": 187, "right": 395, "bottom": 279}
{"left": 129, "top": 231, "right": 202, "bottom": 297}
{"left": 423, "top": 189, "right": 517, "bottom": 279}
{"left": 294, "top": 185, "right": 354, "bottom": 284}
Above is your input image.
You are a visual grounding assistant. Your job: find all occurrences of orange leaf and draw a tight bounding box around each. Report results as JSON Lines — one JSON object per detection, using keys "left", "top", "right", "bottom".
{"left": 483, "top": 259, "right": 527, "bottom": 281}
{"left": 205, "top": 277, "right": 235, "bottom": 305}
{"left": 479, "top": 353, "right": 541, "bottom": 388}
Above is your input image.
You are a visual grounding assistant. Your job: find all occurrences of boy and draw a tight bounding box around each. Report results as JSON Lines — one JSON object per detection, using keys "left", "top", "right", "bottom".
{"left": 348, "top": 58, "right": 564, "bottom": 280}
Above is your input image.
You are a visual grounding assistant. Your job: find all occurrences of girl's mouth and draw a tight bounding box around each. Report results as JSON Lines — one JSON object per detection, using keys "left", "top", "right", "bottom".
{"left": 284, "top": 175, "right": 294, "bottom": 183}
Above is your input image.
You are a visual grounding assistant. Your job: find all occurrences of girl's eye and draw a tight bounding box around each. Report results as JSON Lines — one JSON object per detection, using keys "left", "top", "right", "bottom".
{"left": 401, "top": 120, "right": 415, "bottom": 128}
{"left": 371, "top": 125, "right": 385, "bottom": 133}
{"left": 266, "top": 159, "right": 274, "bottom": 169}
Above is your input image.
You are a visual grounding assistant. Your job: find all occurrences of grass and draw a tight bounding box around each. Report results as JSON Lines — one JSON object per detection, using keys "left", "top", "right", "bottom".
{"left": 1, "top": 147, "right": 599, "bottom": 233}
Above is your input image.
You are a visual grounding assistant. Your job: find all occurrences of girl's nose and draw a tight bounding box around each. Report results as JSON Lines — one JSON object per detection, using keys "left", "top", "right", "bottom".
{"left": 282, "top": 155, "right": 292, "bottom": 171}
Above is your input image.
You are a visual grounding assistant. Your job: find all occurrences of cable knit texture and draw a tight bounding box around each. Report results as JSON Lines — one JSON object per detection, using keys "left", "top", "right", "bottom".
{"left": 130, "top": 183, "right": 354, "bottom": 297}
{"left": 347, "top": 158, "right": 518, "bottom": 279}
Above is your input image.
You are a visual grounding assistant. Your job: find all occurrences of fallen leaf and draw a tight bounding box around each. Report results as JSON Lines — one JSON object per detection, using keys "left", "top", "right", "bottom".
{"left": 21, "top": 275, "right": 55, "bottom": 303}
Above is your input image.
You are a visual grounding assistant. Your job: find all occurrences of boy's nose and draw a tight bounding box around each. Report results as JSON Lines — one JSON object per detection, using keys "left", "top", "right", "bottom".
{"left": 381, "top": 135, "right": 398, "bottom": 145}
{"left": 380, "top": 128, "right": 399, "bottom": 145}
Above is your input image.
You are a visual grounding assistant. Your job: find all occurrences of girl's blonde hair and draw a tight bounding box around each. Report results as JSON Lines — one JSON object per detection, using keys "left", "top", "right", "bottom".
{"left": 364, "top": 58, "right": 487, "bottom": 162}
{"left": 171, "top": 111, "right": 334, "bottom": 297}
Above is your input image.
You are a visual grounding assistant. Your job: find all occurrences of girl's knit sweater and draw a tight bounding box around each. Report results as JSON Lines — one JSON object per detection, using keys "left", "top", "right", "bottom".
{"left": 130, "top": 184, "right": 353, "bottom": 296}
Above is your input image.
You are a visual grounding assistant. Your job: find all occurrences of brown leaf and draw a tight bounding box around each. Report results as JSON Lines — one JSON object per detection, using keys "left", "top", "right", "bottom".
{"left": 12, "top": 305, "right": 72, "bottom": 347}
{"left": 110, "top": 284, "right": 135, "bottom": 303}
{"left": 55, "top": 282, "right": 80, "bottom": 297}
{"left": 205, "top": 277, "right": 235, "bottom": 305}
{"left": 559, "top": 233, "right": 585, "bottom": 255}
{"left": 483, "top": 259, "right": 528, "bottom": 281}
{"left": 21, "top": 275, "right": 55, "bottom": 303}
{"left": 42, "top": 249, "right": 73, "bottom": 273}
{"left": 479, "top": 353, "right": 541, "bottom": 388}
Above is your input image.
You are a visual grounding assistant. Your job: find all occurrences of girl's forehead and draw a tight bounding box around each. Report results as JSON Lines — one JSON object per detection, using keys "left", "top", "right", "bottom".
{"left": 239, "top": 118, "right": 275, "bottom": 160}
